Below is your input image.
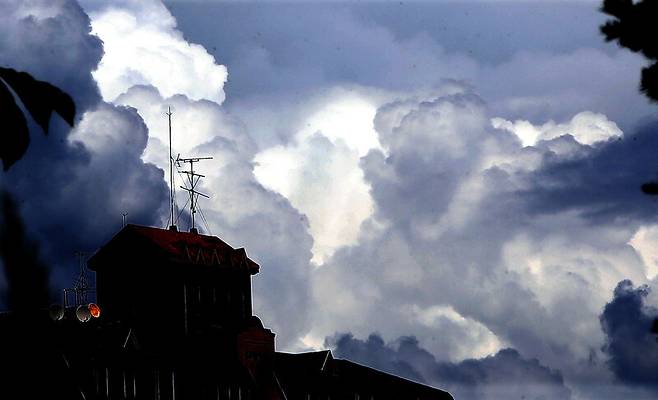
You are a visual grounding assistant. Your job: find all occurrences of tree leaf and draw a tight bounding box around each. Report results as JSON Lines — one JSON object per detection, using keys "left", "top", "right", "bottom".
{"left": 0, "top": 67, "right": 75, "bottom": 134}
{"left": 641, "top": 63, "right": 658, "bottom": 103}
{"left": 640, "top": 182, "right": 658, "bottom": 195}
{"left": 0, "top": 79, "right": 29, "bottom": 171}
{"left": 600, "top": 0, "right": 658, "bottom": 102}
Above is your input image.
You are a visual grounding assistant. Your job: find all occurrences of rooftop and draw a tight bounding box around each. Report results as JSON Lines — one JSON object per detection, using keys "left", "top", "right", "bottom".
{"left": 88, "top": 224, "right": 260, "bottom": 274}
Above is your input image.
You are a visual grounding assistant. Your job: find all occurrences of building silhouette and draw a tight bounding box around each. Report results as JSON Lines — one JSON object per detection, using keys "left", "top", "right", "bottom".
{"left": 0, "top": 224, "right": 453, "bottom": 400}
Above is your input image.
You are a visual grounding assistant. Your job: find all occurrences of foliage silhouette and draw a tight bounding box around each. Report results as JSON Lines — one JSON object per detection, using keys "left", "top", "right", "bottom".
{"left": 640, "top": 182, "right": 658, "bottom": 195}
{"left": 0, "top": 67, "right": 75, "bottom": 171}
{"left": 600, "top": 0, "right": 658, "bottom": 103}
{"left": 602, "top": 1, "right": 658, "bottom": 350}
{"left": 0, "top": 189, "right": 51, "bottom": 311}
{"left": 602, "top": 1, "right": 658, "bottom": 194}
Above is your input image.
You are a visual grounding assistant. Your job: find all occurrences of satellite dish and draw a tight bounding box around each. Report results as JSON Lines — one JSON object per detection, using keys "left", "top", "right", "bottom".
{"left": 76, "top": 304, "right": 91, "bottom": 322}
{"left": 88, "top": 303, "right": 101, "bottom": 318}
{"left": 49, "top": 304, "right": 64, "bottom": 321}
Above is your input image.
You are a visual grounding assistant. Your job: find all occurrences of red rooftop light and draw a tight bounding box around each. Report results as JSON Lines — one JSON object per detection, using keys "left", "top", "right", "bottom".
{"left": 88, "top": 303, "right": 101, "bottom": 318}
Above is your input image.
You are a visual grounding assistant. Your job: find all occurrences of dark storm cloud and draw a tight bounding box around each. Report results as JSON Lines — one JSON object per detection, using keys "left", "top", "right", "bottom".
{"left": 0, "top": 1, "right": 168, "bottom": 297}
{"left": 166, "top": 1, "right": 607, "bottom": 93}
{"left": 329, "top": 333, "right": 573, "bottom": 400}
{"left": 347, "top": 2, "right": 608, "bottom": 64}
{"left": 519, "top": 119, "right": 658, "bottom": 224}
{"left": 0, "top": 0, "right": 102, "bottom": 110}
{"left": 600, "top": 279, "right": 658, "bottom": 388}
{"left": 329, "top": 333, "right": 427, "bottom": 384}
{"left": 166, "top": 1, "right": 652, "bottom": 132}
{"left": 3, "top": 103, "right": 168, "bottom": 292}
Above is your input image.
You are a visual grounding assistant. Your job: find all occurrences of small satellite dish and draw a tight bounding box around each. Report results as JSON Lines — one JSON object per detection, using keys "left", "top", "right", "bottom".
{"left": 88, "top": 303, "right": 101, "bottom": 318}
{"left": 49, "top": 304, "right": 64, "bottom": 321}
{"left": 76, "top": 304, "right": 91, "bottom": 322}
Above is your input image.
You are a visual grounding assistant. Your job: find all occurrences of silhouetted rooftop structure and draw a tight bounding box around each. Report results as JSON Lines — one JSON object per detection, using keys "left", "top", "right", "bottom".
{"left": 0, "top": 224, "right": 453, "bottom": 400}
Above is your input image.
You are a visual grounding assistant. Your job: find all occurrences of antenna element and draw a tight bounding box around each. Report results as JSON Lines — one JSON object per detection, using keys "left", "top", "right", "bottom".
{"left": 63, "top": 251, "right": 95, "bottom": 307}
{"left": 167, "top": 107, "right": 177, "bottom": 231}
{"left": 176, "top": 155, "right": 212, "bottom": 233}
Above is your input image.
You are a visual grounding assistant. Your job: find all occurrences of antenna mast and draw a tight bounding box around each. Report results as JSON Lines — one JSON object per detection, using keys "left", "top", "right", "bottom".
{"left": 63, "top": 251, "right": 95, "bottom": 307}
{"left": 167, "top": 107, "right": 177, "bottom": 231}
{"left": 176, "top": 155, "right": 212, "bottom": 233}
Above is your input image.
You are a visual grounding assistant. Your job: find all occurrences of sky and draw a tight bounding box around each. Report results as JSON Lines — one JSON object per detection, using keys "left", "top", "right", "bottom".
{"left": 2, "top": 0, "right": 658, "bottom": 398}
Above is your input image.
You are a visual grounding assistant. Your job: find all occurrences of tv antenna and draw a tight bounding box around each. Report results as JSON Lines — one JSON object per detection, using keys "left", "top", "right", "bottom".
{"left": 176, "top": 154, "right": 212, "bottom": 234}
{"left": 166, "top": 106, "right": 178, "bottom": 231}
{"left": 63, "top": 251, "right": 95, "bottom": 307}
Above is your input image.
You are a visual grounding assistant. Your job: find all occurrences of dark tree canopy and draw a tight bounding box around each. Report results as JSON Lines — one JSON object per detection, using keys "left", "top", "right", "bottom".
{"left": 0, "top": 67, "right": 75, "bottom": 171}
{"left": 601, "top": 0, "right": 658, "bottom": 102}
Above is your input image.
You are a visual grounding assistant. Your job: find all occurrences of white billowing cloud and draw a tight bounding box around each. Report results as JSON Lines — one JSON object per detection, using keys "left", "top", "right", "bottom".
{"left": 253, "top": 89, "right": 385, "bottom": 264}
{"left": 65, "top": 102, "right": 169, "bottom": 235}
{"left": 255, "top": 134, "right": 374, "bottom": 265}
{"left": 291, "top": 89, "right": 656, "bottom": 399}
{"left": 253, "top": 84, "right": 472, "bottom": 265}
{"left": 491, "top": 118, "right": 542, "bottom": 147}
{"left": 492, "top": 111, "right": 623, "bottom": 147}
{"left": 409, "top": 304, "right": 505, "bottom": 361}
{"left": 298, "top": 93, "right": 383, "bottom": 157}
{"left": 303, "top": 91, "right": 516, "bottom": 361}
{"left": 501, "top": 217, "right": 647, "bottom": 368}
{"left": 115, "top": 85, "right": 255, "bottom": 170}
{"left": 629, "top": 225, "right": 658, "bottom": 280}
{"left": 88, "top": 0, "right": 227, "bottom": 104}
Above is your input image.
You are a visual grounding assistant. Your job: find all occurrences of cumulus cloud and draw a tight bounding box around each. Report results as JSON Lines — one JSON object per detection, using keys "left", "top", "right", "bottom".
{"left": 0, "top": 0, "right": 168, "bottom": 295}
{"left": 293, "top": 87, "right": 658, "bottom": 400}
{"left": 492, "top": 111, "right": 623, "bottom": 147}
{"left": 252, "top": 82, "right": 472, "bottom": 265}
{"left": 304, "top": 91, "right": 522, "bottom": 359}
{"left": 255, "top": 134, "right": 373, "bottom": 265}
{"left": 7, "top": 2, "right": 658, "bottom": 399}
{"left": 329, "top": 333, "right": 572, "bottom": 400}
{"left": 518, "top": 119, "right": 658, "bottom": 224}
{"left": 0, "top": 0, "right": 102, "bottom": 109}
{"left": 629, "top": 226, "right": 658, "bottom": 280}
{"left": 87, "top": 0, "right": 227, "bottom": 103}
{"left": 75, "top": 0, "right": 320, "bottom": 349}
{"left": 600, "top": 280, "right": 658, "bottom": 389}
{"left": 253, "top": 88, "right": 387, "bottom": 264}
{"left": 168, "top": 2, "right": 654, "bottom": 134}
{"left": 88, "top": 3, "right": 658, "bottom": 399}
